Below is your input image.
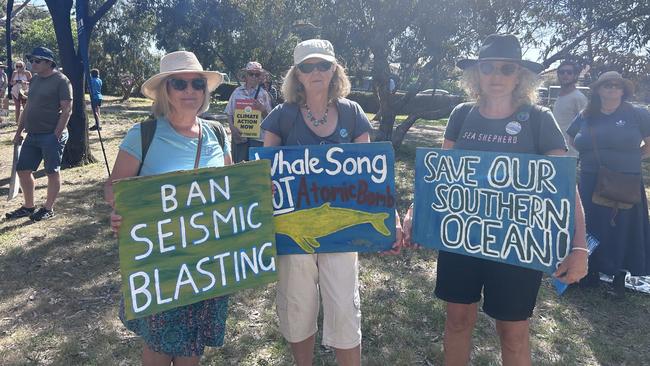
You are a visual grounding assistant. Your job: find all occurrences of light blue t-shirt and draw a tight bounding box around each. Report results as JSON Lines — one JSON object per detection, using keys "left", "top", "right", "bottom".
{"left": 90, "top": 77, "right": 102, "bottom": 100}
{"left": 119, "top": 117, "right": 231, "bottom": 176}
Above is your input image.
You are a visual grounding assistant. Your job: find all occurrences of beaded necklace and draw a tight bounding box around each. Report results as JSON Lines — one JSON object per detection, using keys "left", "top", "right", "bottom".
{"left": 304, "top": 103, "right": 329, "bottom": 127}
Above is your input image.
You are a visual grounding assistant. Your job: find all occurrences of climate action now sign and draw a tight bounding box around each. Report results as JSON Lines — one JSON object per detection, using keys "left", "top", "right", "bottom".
{"left": 113, "top": 161, "right": 277, "bottom": 320}
{"left": 251, "top": 142, "right": 396, "bottom": 254}
{"left": 413, "top": 148, "right": 576, "bottom": 273}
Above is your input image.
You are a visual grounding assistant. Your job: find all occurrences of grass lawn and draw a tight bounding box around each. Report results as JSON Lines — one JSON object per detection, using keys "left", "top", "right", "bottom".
{"left": 0, "top": 98, "right": 649, "bottom": 365}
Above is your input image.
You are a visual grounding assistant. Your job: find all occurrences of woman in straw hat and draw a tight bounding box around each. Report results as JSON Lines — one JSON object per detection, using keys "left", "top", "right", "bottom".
{"left": 403, "top": 34, "right": 588, "bottom": 365}
{"left": 567, "top": 71, "right": 650, "bottom": 297}
{"left": 104, "top": 51, "right": 231, "bottom": 365}
{"left": 261, "top": 39, "right": 403, "bottom": 366}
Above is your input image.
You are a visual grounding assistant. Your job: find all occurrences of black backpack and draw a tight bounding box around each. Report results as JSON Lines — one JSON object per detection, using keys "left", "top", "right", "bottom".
{"left": 276, "top": 98, "right": 358, "bottom": 145}
{"left": 453, "top": 102, "right": 546, "bottom": 154}
{"left": 137, "top": 116, "right": 227, "bottom": 175}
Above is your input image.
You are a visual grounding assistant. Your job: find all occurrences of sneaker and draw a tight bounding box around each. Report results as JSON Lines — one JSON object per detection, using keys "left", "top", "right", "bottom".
{"left": 5, "top": 206, "right": 35, "bottom": 219}
{"left": 29, "top": 207, "right": 55, "bottom": 221}
{"left": 89, "top": 124, "right": 101, "bottom": 131}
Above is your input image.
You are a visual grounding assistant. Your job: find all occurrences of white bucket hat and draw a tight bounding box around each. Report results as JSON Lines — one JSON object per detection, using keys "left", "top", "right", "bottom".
{"left": 141, "top": 51, "right": 224, "bottom": 99}
{"left": 293, "top": 39, "right": 336, "bottom": 65}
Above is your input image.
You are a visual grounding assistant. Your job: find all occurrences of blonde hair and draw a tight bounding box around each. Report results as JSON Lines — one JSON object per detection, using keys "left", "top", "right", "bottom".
{"left": 281, "top": 62, "right": 351, "bottom": 105}
{"left": 14, "top": 60, "right": 25, "bottom": 69}
{"left": 151, "top": 76, "right": 211, "bottom": 118}
{"left": 460, "top": 64, "right": 540, "bottom": 107}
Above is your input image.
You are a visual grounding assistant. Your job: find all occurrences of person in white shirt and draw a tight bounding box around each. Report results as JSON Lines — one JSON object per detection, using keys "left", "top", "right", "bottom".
{"left": 553, "top": 60, "right": 588, "bottom": 156}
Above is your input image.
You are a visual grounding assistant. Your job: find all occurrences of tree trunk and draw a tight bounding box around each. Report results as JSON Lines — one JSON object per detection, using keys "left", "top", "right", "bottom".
{"left": 47, "top": 0, "right": 95, "bottom": 167}
{"left": 5, "top": 0, "right": 13, "bottom": 98}
{"left": 373, "top": 49, "right": 397, "bottom": 142}
{"left": 391, "top": 107, "right": 454, "bottom": 148}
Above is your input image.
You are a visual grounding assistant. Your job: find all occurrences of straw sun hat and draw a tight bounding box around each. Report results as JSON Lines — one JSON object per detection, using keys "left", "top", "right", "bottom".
{"left": 141, "top": 51, "right": 223, "bottom": 99}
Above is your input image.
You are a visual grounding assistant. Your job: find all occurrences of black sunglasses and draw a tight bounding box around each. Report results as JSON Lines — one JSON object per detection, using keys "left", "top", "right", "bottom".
{"left": 29, "top": 58, "right": 46, "bottom": 64}
{"left": 167, "top": 78, "right": 207, "bottom": 91}
{"left": 247, "top": 72, "right": 261, "bottom": 77}
{"left": 297, "top": 61, "right": 333, "bottom": 73}
{"left": 478, "top": 62, "right": 518, "bottom": 76}
{"left": 602, "top": 82, "right": 623, "bottom": 89}
{"left": 557, "top": 69, "right": 574, "bottom": 75}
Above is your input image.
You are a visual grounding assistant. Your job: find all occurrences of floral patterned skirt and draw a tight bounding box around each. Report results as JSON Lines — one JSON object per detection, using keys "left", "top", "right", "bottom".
{"left": 120, "top": 296, "right": 229, "bottom": 357}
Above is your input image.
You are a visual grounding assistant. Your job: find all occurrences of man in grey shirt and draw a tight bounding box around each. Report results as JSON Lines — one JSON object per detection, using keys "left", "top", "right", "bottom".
{"left": 6, "top": 46, "right": 72, "bottom": 221}
{"left": 553, "top": 60, "right": 588, "bottom": 156}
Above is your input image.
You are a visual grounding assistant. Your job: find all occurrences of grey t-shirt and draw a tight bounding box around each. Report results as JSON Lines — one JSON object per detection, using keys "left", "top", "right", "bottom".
{"left": 444, "top": 102, "right": 567, "bottom": 154}
{"left": 261, "top": 98, "right": 371, "bottom": 146}
{"left": 23, "top": 71, "right": 73, "bottom": 134}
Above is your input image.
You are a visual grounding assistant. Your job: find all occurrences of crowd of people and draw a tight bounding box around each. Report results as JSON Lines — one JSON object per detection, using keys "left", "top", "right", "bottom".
{"left": 3, "top": 33, "right": 650, "bottom": 365}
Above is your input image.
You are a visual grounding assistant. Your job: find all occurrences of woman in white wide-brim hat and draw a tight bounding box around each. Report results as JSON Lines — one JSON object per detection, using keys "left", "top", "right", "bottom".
{"left": 104, "top": 51, "right": 231, "bottom": 365}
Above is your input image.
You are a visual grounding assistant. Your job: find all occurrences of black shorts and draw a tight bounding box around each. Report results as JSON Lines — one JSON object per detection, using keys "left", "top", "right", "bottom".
{"left": 434, "top": 251, "right": 543, "bottom": 321}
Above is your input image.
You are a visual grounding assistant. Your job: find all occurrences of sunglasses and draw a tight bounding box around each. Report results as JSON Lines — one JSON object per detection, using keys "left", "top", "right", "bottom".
{"left": 557, "top": 69, "right": 574, "bottom": 75}
{"left": 602, "top": 82, "right": 623, "bottom": 89}
{"left": 247, "top": 72, "right": 261, "bottom": 77}
{"left": 30, "top": 58, "right": 46, "bottom": 64}
{"left": 167, "top": 78, "right": 207, "bottom": 91}
{"left": 16, "top": 65, "right": 23, "bottom": 68}
{"left": 478, "top": 62, "right": 518, "bottom": 76}
{"left": 297, "top": 61, "right": 333, "bottom": 73}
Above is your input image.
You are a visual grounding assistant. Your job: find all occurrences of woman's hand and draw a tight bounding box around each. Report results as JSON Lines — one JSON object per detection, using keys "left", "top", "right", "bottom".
{"left": 401, "top": 205, "right": 419, "bottom": 249}
{"left": 553, "top": 249, "right": 588, "bottom": 284}
{"left": 110, "top": 210, "right": 123, "bottom": 236}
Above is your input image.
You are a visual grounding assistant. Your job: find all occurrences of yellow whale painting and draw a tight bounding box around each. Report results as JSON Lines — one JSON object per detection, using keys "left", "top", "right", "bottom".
{"left": 274, "top": 203, "right": 391, "bottom": 253}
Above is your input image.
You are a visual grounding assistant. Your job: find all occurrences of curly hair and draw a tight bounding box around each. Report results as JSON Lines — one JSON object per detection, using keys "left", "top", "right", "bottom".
{"left": 460, "top": 64, "right": 541, "bottom": 107}
{"left": 281, "top": 62, "right": 351, "bottom": 105}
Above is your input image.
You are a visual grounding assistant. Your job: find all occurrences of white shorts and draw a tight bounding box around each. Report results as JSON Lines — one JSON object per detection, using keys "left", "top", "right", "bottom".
{"left": 275, "top": 252, "right": 361, "bottom": 349}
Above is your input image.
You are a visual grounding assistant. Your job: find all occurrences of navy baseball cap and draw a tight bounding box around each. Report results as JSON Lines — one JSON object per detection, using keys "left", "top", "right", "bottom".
{"left": 26, "top": 46, "right": 56, "bottom": 67}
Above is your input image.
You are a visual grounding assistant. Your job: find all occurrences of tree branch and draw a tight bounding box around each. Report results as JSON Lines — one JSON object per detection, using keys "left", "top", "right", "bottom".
{"left": 88, "top": 0, "right": 119, "bottom": 30}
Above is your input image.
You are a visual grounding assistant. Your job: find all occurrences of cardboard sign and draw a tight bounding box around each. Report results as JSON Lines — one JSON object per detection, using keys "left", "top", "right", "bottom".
{"left": 251, "top": 142, "right": 396, "bottom": 254}
{"left": 234, "top": 99, "right": 262, "bottom": 139}
{"left": 8, "top": 144, "right": 21, "bottom": 201}
{"left": 413, "top": 148, "right": 576, "bottom": 274}
{"left": 113, "top": 161, "right": 278, "bottom": 320}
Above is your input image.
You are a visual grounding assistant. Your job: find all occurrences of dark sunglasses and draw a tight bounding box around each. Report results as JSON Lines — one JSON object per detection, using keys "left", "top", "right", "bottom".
{"left": 167, "top": 78, "right": 207, "bottom": 91}
{"left": 29, "top": 58, "right": 46, "bottom": 64}
{"left": 557, "top": 69, "right": 574, "bottom": 75}
{"left": 602, "top": 82, "right": 623, "bottom": 89}
{"left": 478, "top": 62, "right": 518, "bottom": 76}
{"left": 16, "top": 65, "right": 23, "bottom": 68}
{"left": 297, "top": 61, "right": 332, "bottom": 73}
{"left": 247, "top": 72, "right": 261, "bottom": 77}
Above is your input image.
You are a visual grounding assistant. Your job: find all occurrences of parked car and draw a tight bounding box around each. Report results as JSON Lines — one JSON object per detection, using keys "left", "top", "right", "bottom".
{"left": 417, "top": 88, "right": 451, "bottom": 96}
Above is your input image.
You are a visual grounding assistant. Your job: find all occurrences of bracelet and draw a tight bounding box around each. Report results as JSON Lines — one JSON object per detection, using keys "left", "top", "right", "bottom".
{"left": 571, "top": 247, "right": 589, "bottom": 254}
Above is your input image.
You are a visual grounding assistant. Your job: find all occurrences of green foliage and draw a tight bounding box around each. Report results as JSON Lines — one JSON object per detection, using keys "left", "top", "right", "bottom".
{"left": 13, "top": 17, "right": 63, "bottom": 61}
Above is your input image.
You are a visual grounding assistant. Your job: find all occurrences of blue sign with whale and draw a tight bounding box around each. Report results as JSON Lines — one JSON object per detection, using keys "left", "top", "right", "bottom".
{"left": 251, "top": 142, "right": 396, "bottom": 254}
{"left": 413, "top": 148, "right": 576, "bottom": 274}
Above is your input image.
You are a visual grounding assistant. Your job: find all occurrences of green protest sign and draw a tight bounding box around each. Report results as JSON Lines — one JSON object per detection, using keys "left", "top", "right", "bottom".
{"left": 114, "top": 160, "right": 277, "bottom": 320}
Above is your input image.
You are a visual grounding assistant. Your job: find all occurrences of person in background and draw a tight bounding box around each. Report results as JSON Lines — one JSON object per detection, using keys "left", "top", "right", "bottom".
{"left": 10, "top": 60, "right": 31, "bottom": 123}
{"left": 403, "top": 34, "right": 588, "bottom": 366}
{"left": 263, "top": 73, "right": 279, "bottom": 107}
{"left": 89, "top": 68, "right": 103, "bottom": 131}
{"left": 104, "top": 51, "right": 232, "bottom": 365}
{"left": 225, "top": 61, "right": 272, "bottom": 162}
{"left": 5, "top": 47, "right": 72, "bottom": 222}
{"left": 567, "top": 71, "right": 650, "bottom": 297}
{"left": 553, "top": 60, "right": 588, "bottom": 156}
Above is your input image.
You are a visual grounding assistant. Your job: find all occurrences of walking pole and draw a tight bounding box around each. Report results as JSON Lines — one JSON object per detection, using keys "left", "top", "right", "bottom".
{"left": 90, "top": 101, "right": 111, "bottom": 176}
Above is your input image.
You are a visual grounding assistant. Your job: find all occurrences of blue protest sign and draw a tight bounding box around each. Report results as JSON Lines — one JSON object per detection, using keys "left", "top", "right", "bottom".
{"left": 251, "top": 142, "right": 396, "bottom": 254}
{"left": 413, "top": 148, "right": 576, "bottom": 274}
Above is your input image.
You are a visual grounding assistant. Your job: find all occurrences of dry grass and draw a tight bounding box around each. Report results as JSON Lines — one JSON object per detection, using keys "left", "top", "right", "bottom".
{"left": 0, "top": 100, "right": 649, "bottom": 365}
